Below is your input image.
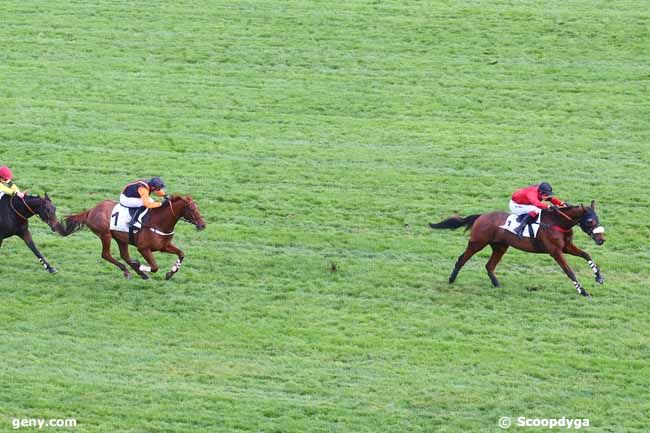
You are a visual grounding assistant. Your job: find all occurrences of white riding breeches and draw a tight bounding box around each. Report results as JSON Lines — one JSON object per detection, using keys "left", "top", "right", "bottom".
{"left": 120, "top": 194, "right": 153, "bottom": 208}
{"left": 509, "top": 200, "right": 542, "bottom": 216}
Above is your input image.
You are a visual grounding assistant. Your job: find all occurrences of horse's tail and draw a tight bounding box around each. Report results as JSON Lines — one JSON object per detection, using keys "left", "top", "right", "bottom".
{"left": 59, "top": 210, "right": 90, "bottom": 236}
{"left": 429, "top": 214, "right": 481, "bottom": 231}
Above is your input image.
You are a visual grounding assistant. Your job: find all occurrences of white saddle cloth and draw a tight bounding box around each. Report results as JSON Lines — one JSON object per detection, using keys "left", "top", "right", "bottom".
{"left": 109, "top": 204, "right": 149, "bottom": 232}
{"left": 500, "top": 213, "right": 542, "bottom": 238}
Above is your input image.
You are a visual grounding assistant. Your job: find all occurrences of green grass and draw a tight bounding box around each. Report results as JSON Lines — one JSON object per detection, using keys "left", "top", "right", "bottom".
{"left": 1, "top": 1, "right": 649, "bottom": 432}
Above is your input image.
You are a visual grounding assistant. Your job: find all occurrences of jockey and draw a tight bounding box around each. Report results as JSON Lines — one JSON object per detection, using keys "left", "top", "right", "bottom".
{"left": 0, "top": 166, "right": 25, "bottom": 199}
{"left": 510, "top": 182, "right": 566, "bottom": 239}
{"left": 120, "top": 177, "right": 167, "bottom": 227}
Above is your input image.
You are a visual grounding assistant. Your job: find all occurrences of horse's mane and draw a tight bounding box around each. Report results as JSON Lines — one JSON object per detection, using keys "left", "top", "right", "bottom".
{"left": 169, "top": 195, "right": 193, "bottom": 202}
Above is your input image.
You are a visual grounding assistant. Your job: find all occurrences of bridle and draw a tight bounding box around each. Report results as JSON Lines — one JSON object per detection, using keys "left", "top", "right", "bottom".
{"left": 546, "top": 205, "right": 605, "bottom": 238}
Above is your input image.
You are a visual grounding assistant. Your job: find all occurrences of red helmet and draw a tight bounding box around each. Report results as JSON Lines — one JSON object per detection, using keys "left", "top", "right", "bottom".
{"left": 0, "top": 166, "right": 13, "bottom": 180}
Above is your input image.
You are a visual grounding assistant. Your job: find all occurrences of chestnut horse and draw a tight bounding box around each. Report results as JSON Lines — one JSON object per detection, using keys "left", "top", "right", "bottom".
{"left": 0, "top": 193, "right": 61, "bottom": 273}
{"left": 430, "top": 202, "right": 605, "bottom": 297}
{"left": 59, "top": 195, "right": 206, "bottom": 280}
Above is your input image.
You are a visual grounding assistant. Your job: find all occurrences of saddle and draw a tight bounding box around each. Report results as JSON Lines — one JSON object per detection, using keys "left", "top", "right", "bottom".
{"left": 110, "top": 204, "right": 150, "bottom": 244}
{"left": 500, "top": 213, "right": 542, "bottom": 238}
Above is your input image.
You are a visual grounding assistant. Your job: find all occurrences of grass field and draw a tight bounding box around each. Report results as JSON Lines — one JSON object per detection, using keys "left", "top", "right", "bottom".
{"left": 1, "top": 1, "right": 649, "bottom": 432}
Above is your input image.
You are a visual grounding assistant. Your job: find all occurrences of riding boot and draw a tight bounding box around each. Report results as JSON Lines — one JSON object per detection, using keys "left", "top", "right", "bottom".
{"left": 514, "top": 214, "right": 534, "bottom": 239}
{"left": 128, "top": 207, "right": 143, "bottom": 227}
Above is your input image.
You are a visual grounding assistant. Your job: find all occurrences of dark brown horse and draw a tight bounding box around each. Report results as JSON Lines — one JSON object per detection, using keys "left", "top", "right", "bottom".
{"left": 0, "top": 193, "right": 61, "bottom": 273}
{"left": 430, "top": 201, "right": 605, "bottom": 297}
{"left": 59, "top": 195, "right": 206, "bottom": 280}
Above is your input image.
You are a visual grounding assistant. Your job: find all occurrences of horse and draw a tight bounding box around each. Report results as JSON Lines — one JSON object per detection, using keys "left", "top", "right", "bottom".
{"left": 58, "top": 195, "right": 206, "bottom": 280}
{"left": 429, "top": 201, "right": 605, "bottom": 297}
{"left": 0, "top": 193, "right": 61, "bottom": 273}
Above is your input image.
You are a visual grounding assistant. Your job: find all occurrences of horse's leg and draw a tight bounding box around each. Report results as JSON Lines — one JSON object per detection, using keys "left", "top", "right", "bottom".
{"left": 161, "top": 243, "right": 185, "bottom": 280}
{"left": 449, "top": 240, "right": 486, "bottom": 284}
{"left": 99, "top": 234, "right": 131, "bottom": 279}
{"left": 563, "top": 242, "right": 604, "bottom": 284}
{"left": 549, "top": 249, "right": 591, "bottom": 297}
{"left": 115, "top": 240, "right": 148, "bottom": 280}
{"left": 485, "top": 243, "right": 509, "bottom": 287}
{"left": 19, "top": 229, "right": 57, "bottom": 273}
{"left": 137, "top": 247, "right": 159, "bottom": 274}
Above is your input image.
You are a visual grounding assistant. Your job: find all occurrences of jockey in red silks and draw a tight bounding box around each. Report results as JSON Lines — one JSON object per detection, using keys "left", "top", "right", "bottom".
{"left": 509, "top": 182, "right": 566, "bottom": 239}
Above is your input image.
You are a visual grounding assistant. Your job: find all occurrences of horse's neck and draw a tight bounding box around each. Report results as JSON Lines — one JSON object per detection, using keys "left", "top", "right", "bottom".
{"left": 566, "top": 206, "right": 586, "bottom": 221}
{"left": 16, "top": 196, "right": 39, "bottom": 217}
{"left": 553, "top": 206, "right": 585, "bottom": 227}
{"left": 25, "top": 197, "right": 41, "bottom": 210}
{"left": 149, "top": 199, "right": 184, "bottom": 231}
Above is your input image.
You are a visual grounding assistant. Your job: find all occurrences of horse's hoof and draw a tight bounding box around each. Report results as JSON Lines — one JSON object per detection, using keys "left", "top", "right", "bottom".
{"left": 140, "top": 273, "right": 150, "bottom": 280}
{"left": 580, "top": 289, "right": 592, "bottom": 298}
{"left": 48, "top": 268, "right": 58, "bottom": 274}
{"left": 165, "top": 272, "right": 174, "bottom": 280}
{"left": 596, "top": 276, "right": 604, "bottom": 285}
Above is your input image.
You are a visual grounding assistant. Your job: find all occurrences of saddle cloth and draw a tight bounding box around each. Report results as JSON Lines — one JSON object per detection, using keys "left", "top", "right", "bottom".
{"left": 109, "top": 204, "right": 149, "bottom": 232}
{"left": 500, "top": 213, "right": 542, "bottom": 238}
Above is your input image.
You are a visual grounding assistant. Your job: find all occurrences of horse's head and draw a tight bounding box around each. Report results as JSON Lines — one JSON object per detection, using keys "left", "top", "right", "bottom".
{"left": 30, "top": 193, "right": 61, "bottom": 232}
{"left": 578, "top": 200, "right": 605, "bottom": 245}
{"left": 176, "top": 196, "right": 206, "bottom": 231}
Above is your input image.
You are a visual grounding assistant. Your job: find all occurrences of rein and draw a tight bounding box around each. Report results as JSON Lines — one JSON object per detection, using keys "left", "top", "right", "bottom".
{"left": 544, "top": 206, "right": 585, "bottom": 233}
{"left": 553, "top": 207, "right": 573, "bottom": 222}
{"left": 10, "top": 195, "right": 36, "bottom": 220}
{"left": 167, "top": 198, "right": 176, "bottom": 217}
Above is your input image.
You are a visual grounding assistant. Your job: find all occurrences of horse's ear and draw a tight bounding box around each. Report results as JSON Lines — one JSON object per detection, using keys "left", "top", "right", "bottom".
{"left": 590, "top": 200, "right": 596, "bottom": 209}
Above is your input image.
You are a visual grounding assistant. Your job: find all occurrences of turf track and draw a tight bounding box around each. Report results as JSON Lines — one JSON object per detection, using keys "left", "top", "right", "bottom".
{"left": 1, "top": 1, "right": 649, "bottom": 432}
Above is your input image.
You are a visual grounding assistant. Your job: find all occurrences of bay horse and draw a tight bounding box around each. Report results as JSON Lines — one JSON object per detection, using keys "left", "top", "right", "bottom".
{"left": 59, "top": 195, "right": 206, "bottom": 280}
{"left": 0, "top": 193, "right": 61, "bottom": 273}
{"left": 429, "top": 201, "right": 605, "bottom": 297}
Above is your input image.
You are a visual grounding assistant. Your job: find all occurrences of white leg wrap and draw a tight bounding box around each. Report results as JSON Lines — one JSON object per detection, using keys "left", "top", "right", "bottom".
{"left": 139, "top": 264, "right": 151, "bottom": 272}
{"left": 588, "top": 260, "right": 598, "bottom": 274}
{"left": 171, "top": 258, "right": 182, "bottom": 273}
{"left": 573, "top": 281, "right": 582, "bottom": 293}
